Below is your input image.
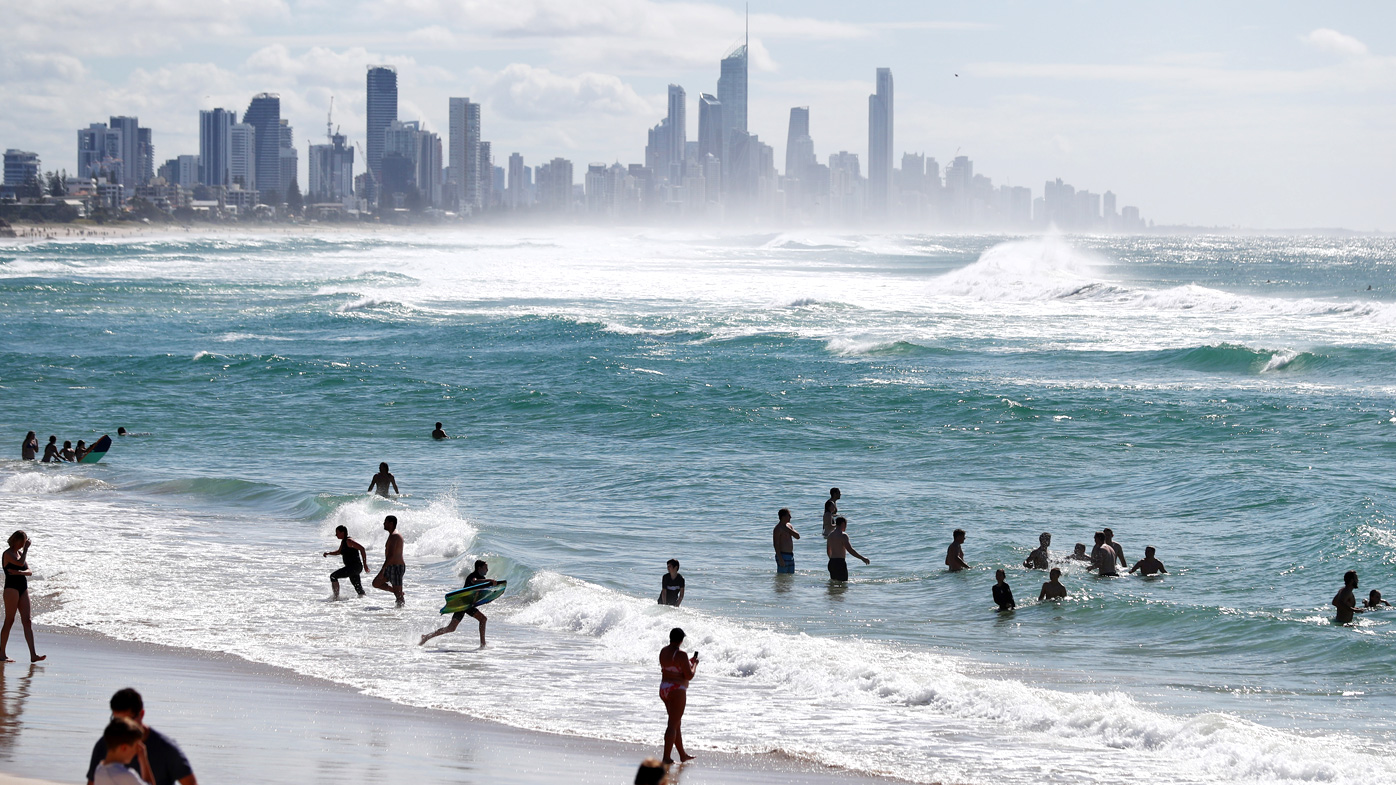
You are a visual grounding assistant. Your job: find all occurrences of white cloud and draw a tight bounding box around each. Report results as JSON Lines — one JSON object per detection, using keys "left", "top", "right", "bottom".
{"left": 9, "top": 0, "right": 290, "bottom": 56}
{"left": 1303, "top": 28, "right": 1369, "bottom": 59}
{"left": 474, "top": 64, "right": 654, "bottom": 122}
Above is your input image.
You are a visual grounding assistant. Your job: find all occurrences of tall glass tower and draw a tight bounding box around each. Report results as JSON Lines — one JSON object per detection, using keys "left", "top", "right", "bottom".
{"left": 243, "top": 93, "right": 282, "bottom": 201}
{"left": 717, "top": 44, "right": 747, "bottom": 169}
{"left": 366, "top": 66, "right": 398, "bottom": 202}
{"left": 868, "top": 67, "right": 894, "bottom": 216}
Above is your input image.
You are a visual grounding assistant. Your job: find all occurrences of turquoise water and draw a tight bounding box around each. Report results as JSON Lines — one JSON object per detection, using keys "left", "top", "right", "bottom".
{"left": 2, "top": 231, "right": 1395, "bottom": 783}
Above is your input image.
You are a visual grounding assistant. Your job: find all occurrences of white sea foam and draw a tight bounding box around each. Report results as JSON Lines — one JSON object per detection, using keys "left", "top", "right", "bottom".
{"left": 0, "top": 471, "right": 109, "bottom": 495}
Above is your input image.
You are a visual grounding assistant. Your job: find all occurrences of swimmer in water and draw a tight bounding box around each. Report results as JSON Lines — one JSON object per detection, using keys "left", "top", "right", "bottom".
{"left": 1022, "top": 532, "right": 1050, "bottom": 570}
{"left": 368, "top": 462, "right": 399, "bottom": 497}
{"left": 58, "top": 441, "right": 76, "bottom": 462}
{"left": 945, "top": 529, "right": 969, "bottom": 572}
{"left": 1129, "top": 546, "right": 1167, "bottom": 576}
{"left": 1333, "top": 570, "right": 1360, "bottom": 624}
{"left": 992, "top": 569, "right": 1015, "bottom": 611}
{"left": 1103, "top": 528, "right": 1127, "bottom": 568}
{"left": 1364, "top": 589, "right": 1391, "bottom": 609}
{"left": 21, "top": 432, "right": 37, "bottom": 461}
{"left": 431, "top": 422, "right": 448, "bottom": 440}
{"left": 1067, "top": 543, "right": 1091, "bottom": 562}
{"left": 1039, "top": 567, "right": 1067, "bottom": 600}
{"left": 822, "top": 488, "right": 841, "bottom": 538}
{"left": 41, "top": 436, "right": 59, "bottom": 463}
{"left": 117, "top": 427, "right": 127, "bottom": 436}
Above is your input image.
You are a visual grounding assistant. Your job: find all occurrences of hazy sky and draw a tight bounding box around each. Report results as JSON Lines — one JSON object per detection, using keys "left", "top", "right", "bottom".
{"left": 5, "top": 1, "right": 1394, "bottom": 229}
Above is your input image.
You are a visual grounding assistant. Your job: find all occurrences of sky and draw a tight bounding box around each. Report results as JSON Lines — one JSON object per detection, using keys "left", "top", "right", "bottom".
{"left": 3, "top": 0, "right": 1394, "bottom": 229}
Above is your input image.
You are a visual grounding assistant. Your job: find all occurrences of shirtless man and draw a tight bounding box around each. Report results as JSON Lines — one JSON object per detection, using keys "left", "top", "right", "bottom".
{"left": 945, "top": 529, "right": 969, "bottom": 572}
{"left": 431, "top": 422, "right": 448, "bottom": 440}
{"left": 1023, "top": 532, "right": 1051, "bottom": 570}
{"left": 1129, "top": 546, "right": 1167, "bottom": 576}
{"left": 1103, "top": 528, "right": 1126, "bottom": 568}
{"left": 371, "top": 515, "right": 406, "bottom": 604}
{"left": 822, "top": 488, "right": 841, "bottom": 538}
{"left": 368, "top": 462, "right": 399, "bottom": 497}
{"left": 1039, "top": 567, "right": 1067, "bottom": 600}
{"left": 825, "top": 517, "right": 869, "bottom": 581}
{"left": 772, "top": 508, "right": 800, "bottom": 574}
{"left": 1067, "top": 543, "right": 1091, "bottom": 562}
{"left": 1332, "top": 570, "right": 1360, "bottom": 624}
{"left": 1088, "top": 532, "right": 1118, "bottom": 577}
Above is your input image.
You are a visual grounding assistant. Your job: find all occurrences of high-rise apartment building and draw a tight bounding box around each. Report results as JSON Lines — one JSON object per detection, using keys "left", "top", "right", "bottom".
{"left": 785, "top": 107, "right": 814, "bottom": 180}
{"left": 309, "top": 133, "right": 354, "bottom": 204}
{"left": 365, "top": 66, "right": 398, "bottom": 202}
{"left": 107, "top": 117, "right": 141, "bottom": 190}
{"left": 229, "top": 122, "right": 257, "bottom": 191}
{"left": 447, "top": 97, "right": 482, "bottom": 211}
{"left": 478, "top": 141, "right": 493, "bottom": 209}
{"left": 78, "top": 124, "right": 122, "bottom": 183}
{"left": 3, "top": 150, "right": 40, "bottom": 191}
{"left": 867, "top": 68, "right": 894, "bottom": 216}
{"left": 198, "top": 108, "right": 236, "bottom": 187}
{"left": 507, "top": 152, "right": 526, "bottom": 208}
{"left": 666, "top": 85, "right": 687, "bottom": 181}
{"left": 697, "top": 94, "right": 723, "bottom": 163}
{"left": 279, "top": 119, "right": 298, "bottom": 198}
{"left": 243, "top": 94, "right": 284, "bottom": 201}
{"left": 717, "top": 43, "right": 748, "bottom": 168}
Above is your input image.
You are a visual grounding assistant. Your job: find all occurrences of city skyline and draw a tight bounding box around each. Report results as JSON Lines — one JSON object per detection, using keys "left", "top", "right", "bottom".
{"left": 3, "top": 2, "right": 1394, "bottom": 228}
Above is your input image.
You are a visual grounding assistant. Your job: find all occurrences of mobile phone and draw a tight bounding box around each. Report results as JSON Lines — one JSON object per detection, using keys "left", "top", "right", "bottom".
{"left": 692, "top": 650, "right": 699, "bottom": 658}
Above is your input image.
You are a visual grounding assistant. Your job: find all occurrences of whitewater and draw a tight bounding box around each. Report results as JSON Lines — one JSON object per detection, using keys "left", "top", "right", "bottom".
{"left": 1, "top": 230, "right": 1395, "bottom": 784}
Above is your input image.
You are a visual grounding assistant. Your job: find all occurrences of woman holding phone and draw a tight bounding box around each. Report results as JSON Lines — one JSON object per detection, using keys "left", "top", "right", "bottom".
{"left": 658, "top": 627, "right": 698, "bottom": 764}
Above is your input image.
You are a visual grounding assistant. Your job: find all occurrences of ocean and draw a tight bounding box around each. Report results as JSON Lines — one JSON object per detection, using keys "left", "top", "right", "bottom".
{"left": 1, "top": 230, "right": 1394, "bottom": 784}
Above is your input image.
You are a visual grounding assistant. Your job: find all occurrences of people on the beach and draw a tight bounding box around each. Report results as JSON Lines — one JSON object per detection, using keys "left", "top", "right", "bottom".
{"left": 659, "top": 559, "right": 685, "bottom": 607}
{"left": 367, "top": 462, "right": 399, "bottom": 497}
{"left": 992, "top": 569, "right": 1016, "bottom": 611}
{"left": 946, "top": 529, "right": 969, "bottom": 572}
{"left": 323, "top": 525, "right": 369, "bottom": 598}
{"left": 634, "top": 757, "right": 669, "bottom": 785}
{"left": 1039, "top": 568, "right": 1068, "bottom": 600}
{"left": 92, "top": 717, "right": 154, "bottom": 785}
{"left": 1365, "top": 589, "right": 1391, "bottom": 609}
{"left": 41, "top": 435, "right": 59, "bottom": 463}
{"left": 85, "top": 688, "right": 196, "bottom": 785}
{"left": 826, "top": 517, "right": 869, "bottom": 581}
{"left": 1023, "top": 532, "right": 1051, "bottom": 570}
{"left": 822, "top": 487, "right": 841, "bottom": 538}
{"left": 371, "top": 515, "right": 405, "bottom": 604}
{"left": 1333, "top": 570, "right": 1360, "bottom": 624}
{"left": 1129, "top": 547, "right": 1167, "bottom": 576}
{"left": 1088, "top": 532, "right": 1119, "bottom": 577}
{"left": 773, "top": 508, "right": 800, "bottom": 574}
{"left": 1103, "top": 528, "right": 1127, "bottom": 568}
{"left": 431, "top": 422, "right": 448, "bottom": 440}
{"left": 2, "top": 530, "right": 44, "bottom": 663}
{"left": 21, "top": 432, "right": 38, "bottom": 461}
{"left": 1067, "top": 543, "right": 1090, "bottom": 562}
{"left": 420, "top": 560, "right": 496, "bottom": 647}
{"left": 659, "top": 627, "right": 698, "bottom": 764}
{"left": 59, "top": 440, "right": 76, "bottom": 462}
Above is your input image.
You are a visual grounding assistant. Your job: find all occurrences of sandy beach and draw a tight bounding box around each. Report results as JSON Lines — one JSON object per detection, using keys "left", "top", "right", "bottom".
{"left": 0, "top": 627, "right": 901, "bottom": 785}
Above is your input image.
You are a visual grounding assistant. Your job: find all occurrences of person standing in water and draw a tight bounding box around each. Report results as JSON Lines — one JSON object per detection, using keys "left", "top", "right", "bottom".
{"left": 74, "top": 440, "right": 89, "bottom": 462}
{"left": 822, "top": 488, "right": 841, "bottom": 538}
{"left": 772, "top": 508, "right": 800, "bottom": 574}
{"left": 58, "top": 441, "right": 76, "bottom": 462}
{"left": 421, "top": 560, "right": 497, "bottom": 647}
{"left": 1023, "top": 532, "right": 1051, "bottom": 569}
{"left": 323, "top": 525, "right": 369, "bottom": 598}
{"left": 367, "top": 463, "right": 399, "bottom": 497}
{"left": 1333, "top": 570, "right": 1360, "bottom": 624}
{"left": 2, "top": 531, "right": 44, "bottom": 663}
{"left": 1103, "top": 528, "right": 1127, "bottom": 569}
{"left": 1039, "top": 568, "right": 1068, "bottom": 600}
{"left": 992, "top": 569, "right": 1016, "bottom": 611}
{"left": 1088, "top": 532, "right": 1118, "bottom": 577}
{"left": 431, "top": 422, "right": 448, "bottom": 440}
{"left": 41, "top": 436, "right": 59, "bottom": 463}
{"left": 658, "top": 559, "right": 685, "bottom": 607}
{"left": 659, "top": 627, "right": 698, "bottom": 764}
{"left": 21, "top": 432, "right": 38, "bottom": 461}
{"left": 826, "top": 517, "right": 870, "bottom": 581}
{"left": 371, "top": 515, "right": 406, "bottom": 604}
{"left": 1067, "top": 543, "right": 1091, "bottom": 562}
{"left": 1129, "top": 547, "right": 1167, "bottom": 576}
{"left": 946, "top": 529, "right": 969, "bottom": 572}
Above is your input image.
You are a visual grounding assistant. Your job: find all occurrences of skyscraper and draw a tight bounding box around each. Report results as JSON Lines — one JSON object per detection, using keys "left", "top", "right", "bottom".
{"left": 78, "top": 123, "right": 122, "bottom": 183}
{"left": 785, "top": 107, "right": 812, "bottom": 178}
{"left": 279, "top": 119, "right": 298, "bottom": 199}
{"left": 198, "top": 108, "right": 236, "bottom": 187}
{"left": 365, "top": 66, "right": 398, "bottom": 203}
{"left": 507, "top": 152, "right": 525, "bottom": 208}
{"left": 448, "top": 98, "right": 482, "bottom": 212}
{"left": 309, "top": 133, "right": 354, "bottom": 204}
{"left": 107, "top": 117, "right": 153, "bottom": 190}
{"left": 229, "top": 122, "right": 257, "bottom": 191}
{"left": 697, "top": 94, "right": 723, "bottom": 163}
{"left": 243, "top": 94, "right": 283, "bottom": 201}
{"left": 717, "top": 43, "right": 748, "bottom": 164}
{"left": 867, "top": 68, "right": 894, "bottom": 217}
{"left": 666, "top": 85, "right": 687, "bottom": 181}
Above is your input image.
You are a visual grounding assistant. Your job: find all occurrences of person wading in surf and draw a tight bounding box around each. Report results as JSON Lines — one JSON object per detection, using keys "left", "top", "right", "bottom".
{"left": 772, "top": 508, "right": 800, "bottom": 574}
{"left": 1103, "top": 528, "right": 1127, "bottom": 568}
{"left": 1088, "top": 532, "right": 1118, "bottom": 577}
{"left": 323, "top": 525, "right": 369, "bottom": 598}
{"left": 1023, "top": 532, "right": 1051, "bottom": 570}
{"left": 658, "top": 627, "right": 698, "bottom": 764}
{"left": 822, "top": 488, "right": 841, "bottom": 538}
{"left": 946, "top": 529, "right": 969, "bottom": 572}
{"left": 367, "top": 462, "right": 399, "bottom": 497}
{"left": 1039, "top": 568, "right": 1068, "bottom": 600}
{"left": 371, "top": 515, "right": 405, "bottom": 604}
{"left": 826, "top": 517, "right": 869, "bottom": 581}
{"left": 1333, "top": 570, "right": 1361, "bottom": 624}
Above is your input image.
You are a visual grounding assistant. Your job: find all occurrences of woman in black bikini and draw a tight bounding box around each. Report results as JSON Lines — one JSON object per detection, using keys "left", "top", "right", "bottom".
{"left": 2, "top": 530, "right": 45, "bottom": 663}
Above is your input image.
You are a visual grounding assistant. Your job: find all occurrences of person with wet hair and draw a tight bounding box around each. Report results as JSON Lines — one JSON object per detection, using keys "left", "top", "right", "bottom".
{"left": 1333, "top": 570, "right": 1360, "bottom": 624}
{"left": 992, "top": 569, "right": 1016, "bottom": 611}
{"left": 946, "top": 529, "right": 969, "bottom": 572}
{"left": 1039, "top": 568, "right": 1068, "bottom": 600}
{"left": 2, "top": 530, "right": 44, "bottom": 663}
{"left": 1129, "top": 546, "right": 1168, "bottom": 576}
{"left": 367, "top": 462, "right": 399, "bottom": 497}
{"left": 431, "top": 422, "right": 448, "bottom": 440}
{"left": 21, "top": 432, "right": 38, "bottom": 461}
{"left": 41, "top": 436, "right": 59, "bottom": 463}
{"left": 371, "top": 515, "right": 405, "bottom": 604}
{"left": 323, "top": 525, "right": 369, "bottom": 597}
{"left": 658, "top": 627, "right": 698, "bottom": 765}
{"left": 59, "top": 440, "right": 76, "bottom": 462}
{"left": 1364, "top": 589, "right": 1391, "bottom": 610}
{"left": 1023, "top": 532, "right": 1051, "bottom": 569}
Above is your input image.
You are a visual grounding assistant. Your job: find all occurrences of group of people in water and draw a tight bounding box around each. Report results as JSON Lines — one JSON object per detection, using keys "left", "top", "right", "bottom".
{"left": 21, "top": 431, "right": 95, "bottom": 463}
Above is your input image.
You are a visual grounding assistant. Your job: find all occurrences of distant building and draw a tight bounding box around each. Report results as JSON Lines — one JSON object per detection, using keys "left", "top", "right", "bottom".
{"left": 366, "top": 65, "right": 398, "bottom": 203}
{"left": 717, "top": 43, "right": 747, "bottom": 178}
{"left": 2, "top": 150, "right": 40, "bottom": 196}
{"left": 697, "top": 94, "right": 724, "bottom": 165}
{"left": 156, "top": 154, "right": 200, "bottom": 187}
{"left": 507, "top": 152, "right": 526, "bottom": 208}
{"left": 279, "top": 119, "right": 298, "bottom": 200}
{"left": 199, "top": 108, "right": 236, "bottom": 187}
{"left": 448, "top": 97, "right": 482, "bottom": 211}
{"left": 867, "top": 68, "right": 894, "bottom": 217}
{"left": 229, "top": 122, "right": 257, "bottom": 191}
{"left": 243, "top": 94, "right": 284, "bottom": 201}
{"left": 479, "top": 141, "right": 494, "bottom": 209}
{"left": 76, "top": 117, "right": 151, "bottom": 190}
{"left": 666, "top": 85, "right": 686, "bottom": 182}
{"left": 309, "top": 133, "right": 354, "bottom": 206}
{"left": 382, "top": 120, "right": 442, "bottom": 207}
{"left": 785, "top": 107, "right": 811, "bottom": 179}
{"left": 536, "top": 157, "right": 573, "bottom": 212}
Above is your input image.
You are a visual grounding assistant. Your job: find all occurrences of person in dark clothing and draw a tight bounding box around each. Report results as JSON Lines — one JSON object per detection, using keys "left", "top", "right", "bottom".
{"left": 323, "top": 525, "right": 369, "bottom": 597}
{"left": 992, "top": 569, "right": 1016, "bottom": 611}
{"left": 41, "top": 436, "right": 59, "bottom": 463}
{"left": 420, "top": 560, "right": 498, "bottom": 647}
{"left": 659, "top": 559, "right": 685, "bottom": 606}
{"left": 86, "top": 688, "right": 197, "bottom": 785}
{"left": 21, "top": 432, "right": 38, "bottom": 461}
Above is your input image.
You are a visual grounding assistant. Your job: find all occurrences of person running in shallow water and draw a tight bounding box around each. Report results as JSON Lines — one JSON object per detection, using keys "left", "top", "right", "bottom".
{"left": 21, "top": 432, "right": 37, "bottom": 461}
{"left": 1023, "top": 532, "right": 1051, "bottom": 570}
{"left": 367, "top": 462, "right": 399, "bottom": 497}
{"left": 1039, "top": 567, "right": 1068, "bottom": 600}
{"left": 431, "top": 422, "right": 448, "bottom": 440}
{"left": 371, "top": 515, "right": 406, "bottom": 604}
{"left": 41, "top": 436, "right": 59, "bottom": 463}
{"left": 323, "top": 525, "right": 369, "bottom": 598}
{"left": 659, "top": 627, "right": 699, "bottom": 764}
{"left": 992, "top": 569, "right": 1016, "bottom": 611}
{"left": 421, "top": 560, "right": 497, "bottom": 647}
{"left": 945, "top": 529, "right": 969, "bottom": 572}
{"left": 1333, "top": 570, "right": 1360, "bottom": 624}
{"left": 2, "top": 531, "right": 45, "bottom": 663}
{"left": 1129, "top": 546, "right": 1168, "bottom": 576}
